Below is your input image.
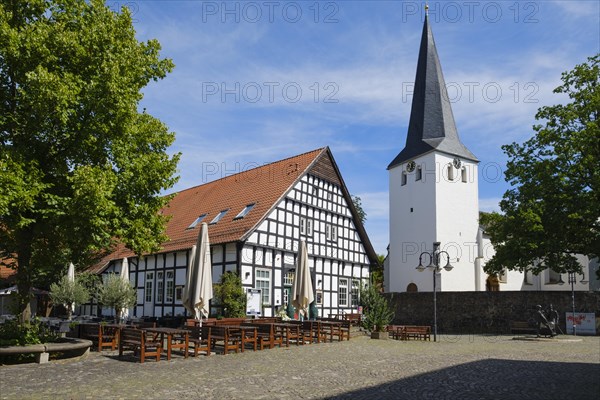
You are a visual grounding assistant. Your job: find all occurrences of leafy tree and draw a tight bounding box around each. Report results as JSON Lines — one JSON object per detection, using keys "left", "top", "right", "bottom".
{"left": 213, "top": 272, "right": 247, "bottom": 318}
{"left": 370, "top": 254, "right": 385, "bottom": 292}
{"left": 0, "top": 0, "right": 179, "bottom": 322}
{"left": 49, "top": 276, "right": 90, "bottom": 320}
{"left": 351, "top": 195, "right": 367, "bottom": 225}
{"left": 481, "top": 55, "right": 599, "bottom": 275}
{"left": 96, "top": 273, "right": 136, "bottom": 323}
{"left": 360, "top": 283, "right": 394, "bottom": 332}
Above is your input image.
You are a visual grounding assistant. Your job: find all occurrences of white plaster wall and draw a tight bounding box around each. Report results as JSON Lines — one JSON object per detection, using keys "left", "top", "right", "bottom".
{"left": 433, "top": 153, "right": 479, "bottom": 291}
{"left": 388, "top": 152, "right": 437, "bottom": 293}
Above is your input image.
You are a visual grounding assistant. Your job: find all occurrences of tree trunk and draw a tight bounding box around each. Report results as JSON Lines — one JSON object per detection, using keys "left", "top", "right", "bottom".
{"left": 16, "top": 240, "right": 33, "bottom": 324}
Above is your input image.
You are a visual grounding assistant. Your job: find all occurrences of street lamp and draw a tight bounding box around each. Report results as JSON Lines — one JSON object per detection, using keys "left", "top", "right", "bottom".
{"left": 416, "top": 242, "right": 453, "bottom": 342}
{"left": 568, "top": 272, "right": 576, "bottom": 336}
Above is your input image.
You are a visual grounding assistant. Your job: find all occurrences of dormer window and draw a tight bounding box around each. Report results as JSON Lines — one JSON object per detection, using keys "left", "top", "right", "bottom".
{"left": 186, "top": 214, "right": 207, "bottom": 229}
{"left": 234, "top": 203, "right": 255, "bottom": 219}
{"left": 209, "top": 209, "right": 229, "bottom": 225}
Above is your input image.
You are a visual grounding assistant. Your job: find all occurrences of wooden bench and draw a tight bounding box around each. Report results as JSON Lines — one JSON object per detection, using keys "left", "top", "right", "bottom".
{"left": 80, "top": 323, "right": 119, "bottom": 352}
{"left": 318, "top": 318, "right": 349, "bottom": 342}
{"left": 208, "top": 326, "right": 240, "bottom": 354}
{"left": 386, "top": 325, "right": 405, "bottom": 340}
{"left": 118, "top": 328, "right": 162, "bottom": 363}
{"left": 510, "top": 321, "right": 537, "bottom": 335}
{"left": 242, "top": 322, "right": 283, "bottom": 350}
{"left": 400, "top": 325, "right": 431, "bottom": 341}
{"left": 343, "top": 313, "right": 362, "bottom": 326}
{"left": 185, "top": 325, "right": 212, "bottom": 356}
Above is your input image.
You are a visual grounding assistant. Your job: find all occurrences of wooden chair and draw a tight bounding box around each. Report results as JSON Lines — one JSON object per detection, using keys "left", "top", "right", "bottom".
{"left": 185, "top": 325, "right": 212, "bottom": 356}
{"left": 119, "top": 327, "right": 162, "bottom": 363}
{"left": 81, "top": 323, "right": 119, "bottom": 352}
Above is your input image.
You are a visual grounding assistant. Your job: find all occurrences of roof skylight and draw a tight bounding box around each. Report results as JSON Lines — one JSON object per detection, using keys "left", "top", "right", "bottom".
{"left": 186, "top": 214, "right": 207, "bottom": 230}
{"left": 209, "top": 209, "right": 229, "bottom": 225}
{"left": 234, "top": 203, "right": 255, "bottom": 220}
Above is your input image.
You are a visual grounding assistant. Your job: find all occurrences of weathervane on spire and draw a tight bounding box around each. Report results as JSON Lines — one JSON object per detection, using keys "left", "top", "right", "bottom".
{"left": 425, "top": 2, "right": 429, "bottom": 17}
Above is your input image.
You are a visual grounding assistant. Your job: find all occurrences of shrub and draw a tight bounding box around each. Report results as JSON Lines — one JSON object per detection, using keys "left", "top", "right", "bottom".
{"left": 213, "top": 272, "right": 246, "bottom": 318}
{"left": 360, "top": 284, "right": 394, "bottom": 332}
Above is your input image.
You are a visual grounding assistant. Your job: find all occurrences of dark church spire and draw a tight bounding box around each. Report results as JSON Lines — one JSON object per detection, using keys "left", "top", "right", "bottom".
{"left": 388, "top": 14, "right": 478, "bottom": 170}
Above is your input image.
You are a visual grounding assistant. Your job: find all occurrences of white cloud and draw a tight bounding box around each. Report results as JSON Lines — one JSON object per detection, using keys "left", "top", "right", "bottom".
{"left": 479, "top": 197, "right": 502, "bottom": 213}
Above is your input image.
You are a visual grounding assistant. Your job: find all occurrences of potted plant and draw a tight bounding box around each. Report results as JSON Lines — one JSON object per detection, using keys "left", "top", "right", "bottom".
{"left": 213, "top": 272, "right": 247, "bottom": 318}
{"left": 96, "top": 273, "right": 137, "bottom": 323}
{"left": 360, "top": 284, "right": 394, "bottom": 339}
{"left": 49, "top": 276, "right": 90, "bottom": 321}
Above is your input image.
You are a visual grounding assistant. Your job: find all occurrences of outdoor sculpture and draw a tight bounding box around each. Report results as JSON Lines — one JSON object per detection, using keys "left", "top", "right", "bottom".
{"left": 533, "top": 305, "right": 557, "bottom": 337}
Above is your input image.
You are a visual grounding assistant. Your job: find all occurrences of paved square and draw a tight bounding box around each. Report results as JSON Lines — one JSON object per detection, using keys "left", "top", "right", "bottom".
{"left": 1, "top": 335, "right": 599, "bottom": 399}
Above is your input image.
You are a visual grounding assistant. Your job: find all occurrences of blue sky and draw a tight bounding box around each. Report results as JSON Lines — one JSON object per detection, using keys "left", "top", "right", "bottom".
{"left": 125, "top": 1, "right": 599, "bottom": 255}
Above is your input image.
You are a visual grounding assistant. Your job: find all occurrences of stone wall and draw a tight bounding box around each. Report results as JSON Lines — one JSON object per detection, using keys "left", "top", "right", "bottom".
{"left": 385, "top": 291, "right": 600, "bottom": 335}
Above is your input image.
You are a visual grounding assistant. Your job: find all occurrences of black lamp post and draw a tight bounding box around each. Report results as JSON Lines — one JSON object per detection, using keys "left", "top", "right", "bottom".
{"left": 416, "top": 242, "right": 453, "bottom": 342}
{"left": 568, "top": 272, "right": 576, "bottom": 336}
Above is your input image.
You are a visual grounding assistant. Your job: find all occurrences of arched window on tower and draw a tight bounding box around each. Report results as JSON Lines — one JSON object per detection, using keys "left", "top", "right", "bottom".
{"left": 416, "top": 165, "right": 422, "bottom": 181}
{"left": 461, "top": 166, "right": 467, "bottom": 183}
{"left": 447, "top": 164, "right": 454, "bottom": 181}
{"left": 401, "top": 171, "right": 407, "bottom": 186}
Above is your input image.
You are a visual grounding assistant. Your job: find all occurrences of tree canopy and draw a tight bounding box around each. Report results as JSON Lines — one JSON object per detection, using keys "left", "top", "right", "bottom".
{"left": 0, "top": 0, "right": 179, "bottom": 320}
{"left": 481, "top": 55, "right": 599, "bottom": 275}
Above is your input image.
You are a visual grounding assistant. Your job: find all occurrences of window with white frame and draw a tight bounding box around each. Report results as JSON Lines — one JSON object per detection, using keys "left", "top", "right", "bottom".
{"left": 145, "top": 272, "right": 154, "bottom": 303}
{"left": 326, "top": 224, "right": 337, "bottom": 241}
{"left": 416, "top": 166, "right": 422, "bottom": 181}
{"left": 351, "top": 279, "right": 360, "bottom": 307}
{"left": 255, "top": 269, "right": 271, "bottom": 304}
{"left": 401, "top": 172, "right": 407, "bottom": 186}
{"left": 300, "top": 217, "right": 313, "bottom": 236}
{"left": 156, "top": 272, "right": 164, "bottom": 303}
{"left": 339, "top": 278, "right": 348, "bottom": 307}
{"left": 461, "top": 166, "right": 467, "bottom": 183}
{"left": 283, "top": 271, "right": 294, "bottom": 286}
{"left": 166, "top": 271, "right": 174, "bottom": 303}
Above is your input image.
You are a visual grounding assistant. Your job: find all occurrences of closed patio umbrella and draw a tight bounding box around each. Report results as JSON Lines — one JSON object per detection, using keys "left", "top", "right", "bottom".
{"left": 67, "top": 262, "right": 76, "bottom": 318}
{"left": 120, "top": 258, "right": 130, "bottom": 321}
{"left": 182, "top": 223, "right": 213, "bottom": 325}
{"left": 292, "top": 240, "right": 314, "bottom": 320}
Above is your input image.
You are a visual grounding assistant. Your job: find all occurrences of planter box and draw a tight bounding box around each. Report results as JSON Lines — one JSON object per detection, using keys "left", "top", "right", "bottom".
{"left": 371, "top": 331, "right": 389, "bottom": 340}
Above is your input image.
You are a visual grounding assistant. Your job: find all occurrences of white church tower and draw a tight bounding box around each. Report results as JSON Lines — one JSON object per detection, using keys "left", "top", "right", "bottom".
{"left": 387, "top": 14, "right": 480, "bottom": 293}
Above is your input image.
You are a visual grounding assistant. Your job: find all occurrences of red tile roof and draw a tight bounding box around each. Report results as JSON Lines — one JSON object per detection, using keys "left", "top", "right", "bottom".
{"left": 90, "top": 148, "right": 328, "bottom": 272}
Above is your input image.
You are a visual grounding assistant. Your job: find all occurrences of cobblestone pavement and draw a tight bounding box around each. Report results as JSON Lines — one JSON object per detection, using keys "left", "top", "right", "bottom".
{"left": 1, "top": 334, "right": 599, "bottom": 400}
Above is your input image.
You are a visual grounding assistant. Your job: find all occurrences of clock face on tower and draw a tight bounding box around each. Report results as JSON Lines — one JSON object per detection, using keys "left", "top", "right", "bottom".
{"left": 453, "top": 158, "right": 462, "bottom": 169}
{"left": 406, "top": 161, "right": 416, "bottom": 172}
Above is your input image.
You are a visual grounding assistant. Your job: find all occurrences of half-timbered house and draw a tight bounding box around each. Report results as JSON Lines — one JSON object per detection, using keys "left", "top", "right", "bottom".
{"left": 84, "top": 147, "right": 377, "bottom": 318}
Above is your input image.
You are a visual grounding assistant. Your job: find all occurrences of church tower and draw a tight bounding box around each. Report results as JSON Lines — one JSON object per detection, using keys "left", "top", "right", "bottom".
{"left": 387, "top": 14, "right": 480, "bottom": 293}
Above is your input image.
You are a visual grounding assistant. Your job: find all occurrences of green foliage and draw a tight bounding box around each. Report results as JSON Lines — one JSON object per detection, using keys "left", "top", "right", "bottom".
{"left": 213, "top": 272, "right": 247, "bottom": 318}
{"left": 482, "top": 55, "right": 600, "bottom": 275}
{"left": 360, "top": 284, "right": 394, "bottom": 332}
{"left": 370, "top": 254, "right": 385, "bottom": 291}
{"left": 0, "top": 318, "right": 58, "bottom": 347}
{"left": 351, "top": 195, "right": 367, "bottom": 224}
{"left": 0, "top": 0, "right": 179, "bottom": 320}
{"left": 96, "top": 273, "right": 136, "bottom": 321}
{"left": 49, "top": 276, "right": 90, "bottom": 319}
{"left": 76, "top": 272, "right": 101, "bottom": 297}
